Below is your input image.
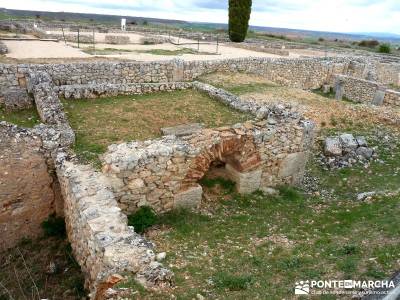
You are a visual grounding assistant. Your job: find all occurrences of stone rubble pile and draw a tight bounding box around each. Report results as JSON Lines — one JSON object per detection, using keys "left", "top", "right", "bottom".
{"left": 322, "top": 133, "right": 376, "bottom": 169}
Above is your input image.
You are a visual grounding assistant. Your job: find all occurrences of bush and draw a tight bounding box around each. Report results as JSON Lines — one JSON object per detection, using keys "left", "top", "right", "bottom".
{"left": 41, "top": 214, "right": 66, "bottom": 238}
{"left": 228, "top": 0, "right": 252, "bottom": 42}
{"left": 358, "top": 40, "right": 379, "bottom": 48}
{"left": 378, "top": 44, "right": 391, "bottom": 53}
{"left": 128, "top": 206, "right": 158, "bottom": 233}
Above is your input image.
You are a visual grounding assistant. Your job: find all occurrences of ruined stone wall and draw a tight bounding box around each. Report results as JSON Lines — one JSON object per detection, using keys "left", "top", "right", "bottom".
{"left": 56, "top": 82, "right": 192, "bottom": 99}
{"left": 376, "top": 63, "right": 400, "bottom": 85}
{"left": 105, "top": 35, "right": 130, "bottom": 44}
{"left": 334, "top": 74, "right": 400, "bottom": 107}
{"left": 383, "top": 89, "right": 400, "bottom": 107}
{"left": 0, "top": 57, "right": 367, "bottom": 100}
{"left": 0, "top": 122, "right": 55, "bottom": 250}
{"left": 55, "top": 152, "right": 173, "bottom": 299}
{"left": 101, "top": 83, "right": 314, "bottom": 214}
{"left": 335, "top": 75, "right": 381, "bottom": 104}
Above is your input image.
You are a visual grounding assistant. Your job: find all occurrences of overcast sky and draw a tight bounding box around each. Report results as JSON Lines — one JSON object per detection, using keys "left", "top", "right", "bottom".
{"left": 0, "top": 0, "right": 399, "bottom": 34}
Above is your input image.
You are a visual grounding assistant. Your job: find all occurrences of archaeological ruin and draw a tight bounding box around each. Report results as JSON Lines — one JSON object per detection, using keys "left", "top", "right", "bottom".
{"left": 1, "top": 53, "right": 400, "bottom": 299}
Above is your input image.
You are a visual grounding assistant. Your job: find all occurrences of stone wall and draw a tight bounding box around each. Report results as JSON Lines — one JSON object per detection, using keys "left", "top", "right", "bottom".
{"left": 229, "top": 43, "right": 290, "bottom": 56}
{"left": 101, "top": 83, "right": 314, "bottom": 214}
{"left": 0, "top": 122, "right": 55, "bottom": 250}
{"left": 334, "top": 74, "right": 400, "bottom": 107}
{"left": 56, "top": 82, "right": 192, "bottom": 99}
{"left": 105, "top": 35, "right": 130, "bottom": 44}
{"left": 383, "top": 89, "right": 400, "bottom": 107}
{"left": 55, "top": 152, "right": 173, "bottom": 299}
{"left": 0, "top": 57, "right": 369, "bottom": 104}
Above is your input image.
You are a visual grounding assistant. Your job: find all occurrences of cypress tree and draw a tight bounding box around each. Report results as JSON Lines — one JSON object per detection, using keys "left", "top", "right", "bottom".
{"left": 229, "top": 0, "right": 252, "bottom": 42}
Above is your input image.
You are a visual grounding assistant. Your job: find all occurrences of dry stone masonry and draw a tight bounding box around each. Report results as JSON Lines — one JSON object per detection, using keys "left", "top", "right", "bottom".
{"left": 56, "top": 152, "right": 173, "bottom": 299}
{"left": 101, "top": 83, "right": 314, "bottom": 214}
{"left": 1, "top": 53, "right": 400, "bottom": 298}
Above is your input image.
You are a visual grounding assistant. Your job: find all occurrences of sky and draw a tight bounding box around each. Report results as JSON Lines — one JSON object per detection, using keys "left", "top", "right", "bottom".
{"left": 0, "top": 0, "right": 399, "bottom": 34}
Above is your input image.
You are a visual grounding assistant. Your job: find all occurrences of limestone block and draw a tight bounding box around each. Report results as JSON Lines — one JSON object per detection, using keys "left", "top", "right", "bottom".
{"left": 278, "top": 152, "right": 307, "bottom": 181}
{"left": 161, "top": 123, "right": 203, "bottom": 137}
{"left": 174, "top": 185, "right": 203, "bottom": 208}
{"left": 225, "top": 164, "right": 262, "bottom": 194}
{"left": 339, "top": 133, "right": 358, "bottom": 151}
{"left": 371, "top": 89, "right": 386, "bottom": 106}
{"left": 324, "top": 137, "right": 342, "bottom": 156}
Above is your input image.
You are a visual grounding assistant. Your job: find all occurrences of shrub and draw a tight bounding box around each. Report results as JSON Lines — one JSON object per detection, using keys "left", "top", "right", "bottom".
{"left": 41, "top": 214, "right": 66, "bottom": 238}
{"left": 228, "top": 0, "right": 252, "bottom": 42}
{"left": 128, "top": 206, "right": 158, "bottom": 233}
{"left": 358, "top": 40, "right": 379, "bottom": 48}
{"left": 378, "top": 44, "right": 391, "bottom": 53}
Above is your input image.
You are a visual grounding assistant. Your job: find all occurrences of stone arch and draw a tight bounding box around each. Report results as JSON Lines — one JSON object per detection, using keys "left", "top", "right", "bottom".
{"left": 174, "top": 135, "right": 263, "bottom": 208}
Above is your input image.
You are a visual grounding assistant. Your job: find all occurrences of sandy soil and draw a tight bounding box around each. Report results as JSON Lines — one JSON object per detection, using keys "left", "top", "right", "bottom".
{"left": 3, "top": 40, "right": 90, "bottom": 58}
{"left": 2, "top": 30, "right": 339, "bottom": 61}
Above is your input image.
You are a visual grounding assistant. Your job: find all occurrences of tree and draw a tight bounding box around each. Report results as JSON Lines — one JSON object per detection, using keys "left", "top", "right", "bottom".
{"left": 228, "top": 0, "right": 252, "bottom": 42}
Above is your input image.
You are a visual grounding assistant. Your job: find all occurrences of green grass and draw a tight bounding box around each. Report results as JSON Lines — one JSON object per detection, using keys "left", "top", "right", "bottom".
{"left": 136, "top": 48, "right": 216, "bottom": 56}
{"left": 119, "top": 186, "right": 400, "bottom": 299}
{"left": 0, "top": 235, "right": 85, "bottom": 299}
{"left": 0, "top": 106, "right": 40, "bottom": 128}
{"left": 82, "top": 47, "right": 134, "bottom": 55}
{"left": 62, "top": 89, "right": 252, "bottom": 167}
{"left": 224, "top": 82, "right": 278, "bottom": 95}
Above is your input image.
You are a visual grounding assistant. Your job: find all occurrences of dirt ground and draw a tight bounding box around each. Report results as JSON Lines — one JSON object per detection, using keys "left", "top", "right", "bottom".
{"left": 1, "top": 29, "right": 331, "bottom": 61}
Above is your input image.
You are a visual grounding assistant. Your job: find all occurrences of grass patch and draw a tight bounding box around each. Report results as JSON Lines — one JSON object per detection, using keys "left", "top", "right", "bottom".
{"left": 127, "top": 206, "right": 158, "bottom": 234}
{"left": 213, "top": 272, "right": 253, "bottom": 291}
{"left": 136, "top": 48, "right": 217, "bottom": 56}
{"left": 82, "top": 47, "right": 134, "bottom": 55}
{"left": 199, "top": 177, "right": 236, "bottom": 194}
{"left": 41, "top": 214, "right": 66, "bottom": 238}
{"left": 0, "top": 236, "right": 85, "bottom": 299}
{"left": 0, "top": 106, "right": 40, "bottom": 128}
{"left": 121, "top": 186, "right": 400, "bottom": 299}
{"left": 62, "top": 89, "right": 252, "bottom": 166}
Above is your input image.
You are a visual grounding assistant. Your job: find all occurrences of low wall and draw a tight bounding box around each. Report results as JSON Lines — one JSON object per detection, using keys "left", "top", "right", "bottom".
{"left": 56, "top": 153, "right": 173, "bottom": 299}
{"left": 230, "top": 43, "right": 290, "bottom": 56}
{"left": 0, "top": 57, "right": 365, "bottom": 104}
{"left": 105, "top": 35, "right": 130, "bottom": 45}
{"left": 102, "top": 83, "right": 314, "bottom": 214}
{"left": 334, "top": 75, "right": 400, "bottom": 107}
{"left": 0, "top": 122, "right": 56, "bottom": 250}
{"left": 56, "top": 82, "right": 192, "bottom": 99}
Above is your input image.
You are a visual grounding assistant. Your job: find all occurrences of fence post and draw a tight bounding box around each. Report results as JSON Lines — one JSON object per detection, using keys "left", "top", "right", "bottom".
{"left": 77, "top": 28, "right": 80, "bottom": 48}
{"left": 216, "top": 36, "right": 219, "bottom": 54}
{"left": 93, "top": 28, "right": 96, "bottom": 55}
{"left": 61, "top": 26, "right": 66, "bottom": 44}
{"left": 197, "top": 34, "right": 200, "bottom": 52}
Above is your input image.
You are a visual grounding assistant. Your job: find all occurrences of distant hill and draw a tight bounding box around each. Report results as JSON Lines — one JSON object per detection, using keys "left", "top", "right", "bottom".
{"left": 1, "top": 8, "right": 399, "bottom": 44}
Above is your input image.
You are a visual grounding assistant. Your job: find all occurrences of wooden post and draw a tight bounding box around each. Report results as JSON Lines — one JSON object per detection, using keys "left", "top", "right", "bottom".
{"left": 197, "top": 34, "right": 200, "bottom": 52}
{"left": 216, "top": 36, "right": 219, "bottom": 54}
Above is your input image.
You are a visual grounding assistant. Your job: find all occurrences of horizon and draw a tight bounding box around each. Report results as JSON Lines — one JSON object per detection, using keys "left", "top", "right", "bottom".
{"left": 0, "top": 0, "right": 398, "bottom": 35}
